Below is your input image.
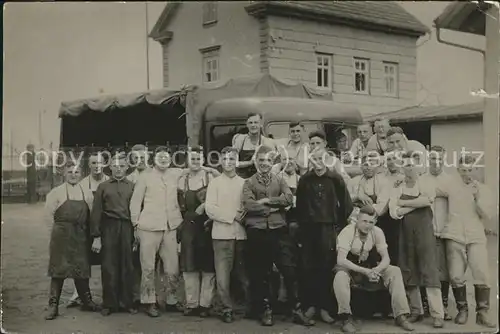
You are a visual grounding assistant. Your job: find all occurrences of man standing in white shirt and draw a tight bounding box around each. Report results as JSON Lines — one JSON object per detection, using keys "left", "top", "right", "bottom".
{"left": 205, "top": 146, "right": 249, "bottom": 324}
{"left": 441, "top": 155, "right": 496, "bottom": 328}
{"left": 419, "top": 146, "right": 454, "bottom": 321}
{"left": 129, "top": 146, "right": 184, "bottom": 317}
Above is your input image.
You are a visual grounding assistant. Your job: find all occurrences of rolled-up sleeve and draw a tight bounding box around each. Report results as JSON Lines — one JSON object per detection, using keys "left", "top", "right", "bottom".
{"left": 420, "top": 177, "right": 436, "bottom": 204}
{"left": 45, "top": 188, "right": 60, "bottom": 219}
{"left": 373, "top": 177, "right": 390, "bottom": 216}
{"left": 476, "top": 183, "right": 494, "bottom": 221}
{"left": 388, "top": 187, "right": 404, "bottom": 220}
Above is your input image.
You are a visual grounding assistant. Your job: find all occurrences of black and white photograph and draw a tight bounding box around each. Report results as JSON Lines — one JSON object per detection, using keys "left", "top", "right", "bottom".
{"left": 1, "top": 1, "right": 499, "bottom": 333}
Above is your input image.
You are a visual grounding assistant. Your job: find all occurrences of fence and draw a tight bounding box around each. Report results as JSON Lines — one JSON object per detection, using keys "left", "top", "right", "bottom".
{"left": 1, "top": 144, "right": 189, "bottom": 204}
{"left": 2, "top": 152, "right": 63, "bottom": 204}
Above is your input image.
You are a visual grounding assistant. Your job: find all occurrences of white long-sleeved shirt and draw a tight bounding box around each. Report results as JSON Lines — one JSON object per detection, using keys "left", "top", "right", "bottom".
{"left": 388, "top": 177, "right": 436, "bottom": 220}
{"left": 205, "top": 173, "right": 247, "bottom": 240}
{"left": 420, "top": 171, "right": 454, "bottom": 236}
{"left": 441, "top": 178, "right": 494, "bottom": 245}
{"left": 78, "top": 174, "right": 109, "bottom": 211}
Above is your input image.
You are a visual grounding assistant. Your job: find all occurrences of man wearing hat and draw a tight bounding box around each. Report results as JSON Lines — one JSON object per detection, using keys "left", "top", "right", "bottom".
{"left": 90, "top": 151, "right": 137, "bottom": 316}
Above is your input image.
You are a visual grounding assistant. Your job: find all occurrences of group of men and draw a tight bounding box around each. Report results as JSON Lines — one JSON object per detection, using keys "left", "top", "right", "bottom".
{"left": 44, "top": 114, "right": 496, "bottom": 333}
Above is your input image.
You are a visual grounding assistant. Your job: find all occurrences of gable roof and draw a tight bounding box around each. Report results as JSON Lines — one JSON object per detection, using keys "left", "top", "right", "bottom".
{"left": 366, "top": 102, "right": 484, "bottom": 123}
{"left": 433, "top": 1, "right": 490, "bottom": 36}
{"left": 150, "top": 1, "right": 429, "bottom": 41}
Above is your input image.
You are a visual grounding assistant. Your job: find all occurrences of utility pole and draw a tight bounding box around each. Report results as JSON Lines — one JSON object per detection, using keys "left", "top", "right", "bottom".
{"left": 145, "top": 2, "right": 150, "bottom": 91}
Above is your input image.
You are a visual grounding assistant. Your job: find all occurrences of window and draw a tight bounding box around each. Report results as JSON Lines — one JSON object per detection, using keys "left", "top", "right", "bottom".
{"left": 316, "top": 54, "right": 332, "bottom": 89}
{"left": 267, "top": 122, "right": 322, "bottom": 141}
{"left": 209, "top": 124, "right": 247, "bottom": 164}
{"left": 202, "top": 48, "right": 220, "bottom": 83}
{"left": 202, "top": 2, "right": 217, "bottom": 25}
{"left": 353, "top": 58, "right": 370, "bottom": 94}
{"left": 383, "top": 62, "right": 398, "bottom": 96}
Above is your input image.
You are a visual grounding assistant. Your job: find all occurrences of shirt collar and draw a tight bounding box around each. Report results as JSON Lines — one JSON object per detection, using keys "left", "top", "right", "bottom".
{"left": 110, "top": 177, "right": 129, "bottom": 183}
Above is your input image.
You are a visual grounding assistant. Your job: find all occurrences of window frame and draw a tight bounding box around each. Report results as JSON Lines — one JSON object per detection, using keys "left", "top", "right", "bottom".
{"left": 383, "top": 61, "right": 399, "bottom": 97}
{"left": 201, "top": 47, "right": 220, "bottom": 84}
{"left": 315, "top": 53, "right": 333, "bottom": 90}
{"left": 353, "top": 57, "right": 370, "bottom": 95}
{"left": 202, "top": 2, "right": 218, "bottom": 26}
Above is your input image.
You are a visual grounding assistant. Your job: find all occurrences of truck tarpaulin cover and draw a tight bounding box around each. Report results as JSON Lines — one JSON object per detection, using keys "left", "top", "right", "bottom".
{"left": 58, "top": 73, "right": 332, "bottom": 147}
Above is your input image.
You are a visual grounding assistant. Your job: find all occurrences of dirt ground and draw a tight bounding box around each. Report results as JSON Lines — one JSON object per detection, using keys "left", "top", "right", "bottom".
{"left": 1, "top": 203, "right": 498, "bottom": 333}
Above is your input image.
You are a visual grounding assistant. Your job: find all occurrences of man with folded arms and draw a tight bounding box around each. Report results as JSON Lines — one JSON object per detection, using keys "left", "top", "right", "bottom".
{"left": 242, "top": 145, "right": 312, "bottom": 327}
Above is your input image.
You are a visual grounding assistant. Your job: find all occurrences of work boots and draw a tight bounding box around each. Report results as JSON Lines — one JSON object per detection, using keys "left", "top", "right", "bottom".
{"left": 45, "top": 278, "right": 63, "bottom": 320}
{"left": 452, "top": 286, "right": 468, "bottom": 324}
{"left": 74, "top": 279, "right": 100, "bottom": 312}
{"left": 291, "top": 302, "right": 315, "bottom": 326}
{"left": 474, "top": 285, "right": 496, "bottom": 328}
{"left": 441, "top": 281, "right": 452, "bottom": 321}
{"left": 260, "top": 299, "right": 274, "bottom": 326}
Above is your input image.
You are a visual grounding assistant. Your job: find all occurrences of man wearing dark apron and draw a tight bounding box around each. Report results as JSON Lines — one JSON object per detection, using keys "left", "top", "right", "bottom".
{"left": 388, "top": 153, "right": 444, "bottom": 328}
{"left": 176, "top": 147, "right": 218, "bottom": 317}
{"left": 232, "top": 112, "right": 275, "bottom": 179}
{"left": 44, "top": 161, "right": 100, "bottom": 320}
{"left": 333, "top": 205, "right": 413, "bottom": 333}
{"left": 66, "top": 152, "right": 109, "bottom": 308}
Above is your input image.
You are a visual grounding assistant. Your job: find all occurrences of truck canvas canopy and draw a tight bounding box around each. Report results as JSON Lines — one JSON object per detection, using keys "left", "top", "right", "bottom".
{"left": 58, "top": 73, "right": 336, "bottom": 149}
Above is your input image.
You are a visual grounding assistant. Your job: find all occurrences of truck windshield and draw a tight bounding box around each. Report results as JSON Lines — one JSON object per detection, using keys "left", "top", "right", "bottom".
{"left": 267, "top": 122, "right": 322, "bottom": 141}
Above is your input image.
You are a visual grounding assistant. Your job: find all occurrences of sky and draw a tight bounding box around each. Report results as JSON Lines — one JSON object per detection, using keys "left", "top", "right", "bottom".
{"left": 2, "top": 2, "right": 485, "bottom": 162}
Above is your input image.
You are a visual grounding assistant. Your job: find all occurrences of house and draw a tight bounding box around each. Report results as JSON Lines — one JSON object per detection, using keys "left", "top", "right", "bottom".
{"left": 433, "top": 1, "right": 499, "bottom": 226}
{"left": 367, "top": 101, "right": 485, "bottom": 177}
{"left": 149, "top": 1, "right": 429, "bottom": 116}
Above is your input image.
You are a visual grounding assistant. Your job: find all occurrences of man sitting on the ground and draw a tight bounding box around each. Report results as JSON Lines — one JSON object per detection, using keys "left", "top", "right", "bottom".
{"left": 333, "top": 205, "right": 414, "bottom": 333}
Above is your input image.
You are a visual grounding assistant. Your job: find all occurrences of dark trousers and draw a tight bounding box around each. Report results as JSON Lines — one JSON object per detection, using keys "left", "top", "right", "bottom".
{"left": 246, "top": 227, "right": 299, "bottom": 313}
{"left": 132, "top": 247, "right": 141, "bottom": 303}
{"left": 101, "top": 218, "right": 135, "bottom": 309}
{"left": 377, "top": 215, "right": 400, "bottom": 266}
{"left": 49, "top": 277, "right": 91, "bottom": 304}
{"left": 299, "top": 223, "right": 337, "bottom": 312}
